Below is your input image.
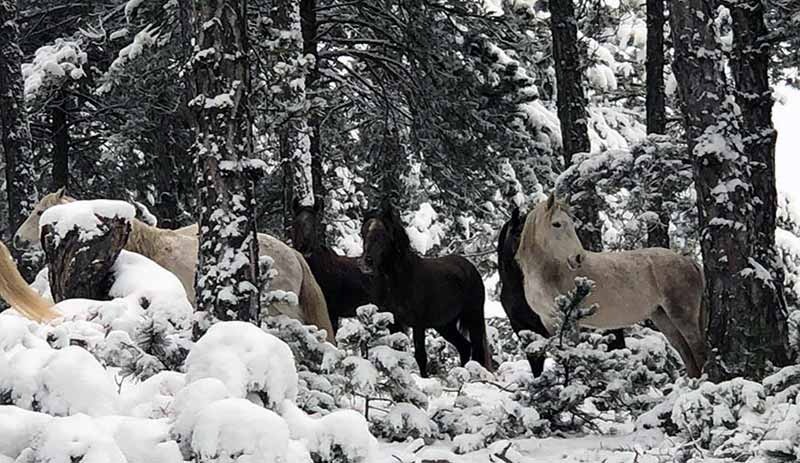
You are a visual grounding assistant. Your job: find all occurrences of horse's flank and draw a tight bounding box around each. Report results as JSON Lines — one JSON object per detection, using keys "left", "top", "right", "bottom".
{"left": 0, "top": 242, "right": 59, "bottom": 322}
{"left": 15, "top": 192, "right": 335, "bottom": 342}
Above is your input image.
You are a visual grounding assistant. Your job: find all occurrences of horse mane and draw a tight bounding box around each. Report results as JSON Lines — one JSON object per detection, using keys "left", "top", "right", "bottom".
{"left": 0, "top": 242, "right": 59, "bottom": 322}
{"left": 365, "top": 204, "right": 411, "bottom": 256}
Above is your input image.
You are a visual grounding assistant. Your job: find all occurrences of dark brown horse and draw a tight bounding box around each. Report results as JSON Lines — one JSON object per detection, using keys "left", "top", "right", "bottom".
{"left": 360, "top": 203, "right": 491, "bottom": 377}
{"left": 497, "top": 207, "right": 550, "bottom": 376}
{"left": 292, "top": 199, "right": 373, "bottom": 334}
{"left": 499, "top": 206, "right": 626, "bottom": 376}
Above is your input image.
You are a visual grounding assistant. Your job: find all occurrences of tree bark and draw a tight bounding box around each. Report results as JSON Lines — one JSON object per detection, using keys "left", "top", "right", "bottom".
{"left": 645, "top": 0, "right": 670, "bottom": 249}
{"left": 549, "top": 0, "right": 602, "bottom": 251}
{"left": 41, "top": 216, "right": 130, "bottom": 302}
{"left": 270, "top": 0, "right": 314, "bottom": 241}
{"left": 301, "top": 0, "right": 326, "bottom": 239}
{"left": 190, "top": 0, "right": 260, "bottom": 335}
{"left": 0, "top": 0, "right": 38, "bottom": 240}
{"left": 671, "top": 0, "right": 790, "bottom": 380}
{"left": 51, "top": 90, "right": 70, "bottom": 190}
{"left": 730, "top": 0, "right": 792, "bottom": 364}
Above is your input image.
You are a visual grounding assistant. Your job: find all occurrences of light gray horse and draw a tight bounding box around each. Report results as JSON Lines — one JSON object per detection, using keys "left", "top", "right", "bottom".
{"left": 515, "top": 193, "right": 706, "bottom": 377}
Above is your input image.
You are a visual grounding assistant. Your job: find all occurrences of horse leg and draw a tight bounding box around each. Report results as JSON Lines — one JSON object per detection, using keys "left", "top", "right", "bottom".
{"left": 413, "top": 328, "right": 429, "bottom": 378}
{"left": 436, "top": 323, "right": 472, "bottom": 366}
{"left": 606, "top": 328, "right": 626, "bottom": 350}
{"left": 651, "top": 307, "right": 700, "bottom": 377}
{"left": 464, "top": 316, "right": 490, "bottom": 370}
{"left": 330, "top": 314, "right": 340, "bottom": 336}
{"left": 663, "top": 302, "right": 707, "bottom": 377}
{"left": 508, "top": 313, "right": 546, "bottom": 377}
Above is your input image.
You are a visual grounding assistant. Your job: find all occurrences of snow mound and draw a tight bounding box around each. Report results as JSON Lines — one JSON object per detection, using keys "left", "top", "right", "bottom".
{"left": 0, "top": 406, "right": 52, "bottom": 459}
{"left": 110, "top": 250, "right": 193, "bottom": 329}
{"left": 190, "top": 398, "right": 291, "bottom": 463}
{"left": 16, "top": 414, "right": 126, "bottom": 463}
{"left": 0, "top": 346, "right": 118, "bottom": 416}
{"left": 96, "top": 415, "right": 182, "bottom": 463}
{"left": 186, "top": 321, "right": 298, "bottom": 408}
{"left": 0, "top": 315, "right": 49, "bottom": 353}
{"left": 120, "top": 370, "right": 186, "bottom": 418}
{"left": 404, "top": 203, "right": 446, "bottom": 255}
{"left": 283, "top": 401, "right": 378, "bottom": 462}
{"left": 170, "top": 378, "right": 232, "bottom": 456}
{"left": 40, "top": 199, "right": 136, "bottom": 245}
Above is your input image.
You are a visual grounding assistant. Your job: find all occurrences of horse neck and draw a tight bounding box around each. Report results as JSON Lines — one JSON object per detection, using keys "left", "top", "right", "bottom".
{"left": 526, "top": 242, "right": 571, "bottom": 286}
{"left": 126, "top": 219, "right": 166, "bottom": 258}
{"left": 376, "top": 247, "right": 419, "bottom": 299}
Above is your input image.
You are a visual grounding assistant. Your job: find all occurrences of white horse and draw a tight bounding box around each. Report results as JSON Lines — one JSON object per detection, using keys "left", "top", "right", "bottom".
{"left": 514, "top": 193, "right": 706, "bottom": 377}
{"left": 14, "top": 189, "right": 335, "bottom": 342}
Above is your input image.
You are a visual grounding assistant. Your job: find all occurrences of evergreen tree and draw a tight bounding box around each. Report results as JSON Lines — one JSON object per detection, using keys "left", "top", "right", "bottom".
{"left": 189, "top": 0, "right": 261, "bottom": 335}
{"left": 0, "top": 0, "right": 38, "bottom": 242}
{"left": 645, "top": 0, "right": 669, "bottom": 248}
{"left": 549, "top": 0, "right": 602, "bottom": 251}
{"left": 670, "top": 0, "right": 791, "bottom": 380}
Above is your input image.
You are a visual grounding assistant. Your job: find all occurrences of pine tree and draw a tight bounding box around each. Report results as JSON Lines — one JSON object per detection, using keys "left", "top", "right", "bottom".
{"left": 189, "top": 0, "right": 261, "bottom": 335}
{"left": 645, "top": 0, "right": 669, "bottom": 248}
{"left": 0, "top": 0, "right": 38, "bottom": 242}
{"left": 261, "top": 0, "right": 315, "bottom": 238}
{"left": 549, "top": 0, "right": 602, "bottom": 251}
{"left": 670, "top": 0, "right": 791, "bottom": 380}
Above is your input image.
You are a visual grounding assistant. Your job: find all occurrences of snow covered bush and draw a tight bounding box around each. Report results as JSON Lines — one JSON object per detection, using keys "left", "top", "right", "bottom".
{"left": 22, "top": 39, "right": 86, "bottom": 103}
{"left": 283, "top": 401, "right": 378, "bottom": 463}
{"left": 373, "top": 403, "right": 438, "bottom": 443}
{"left": 185, "top": 321, "right": 298, "bottom": 410}
{"left": 190, "top": 398, "right": 292, "bottom": 463}
{"left": 335, "top": 305, "right": 428, "bottom": 411}
{"left": 643, "top": 365, "right": 800, "bottom": 462}
{"left": 511, "top": 278, "right": 681, "bottom": 433}
{"left": 0, "top": 345, "right": 118, "bottom": 416}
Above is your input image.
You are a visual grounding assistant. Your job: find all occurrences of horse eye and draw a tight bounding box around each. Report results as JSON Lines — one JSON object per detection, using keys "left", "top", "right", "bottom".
{"left": 552, "top": 222, "right": 562, "bottom": 229}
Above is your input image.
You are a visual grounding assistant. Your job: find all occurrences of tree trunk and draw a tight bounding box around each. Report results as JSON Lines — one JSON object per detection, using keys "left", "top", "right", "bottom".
{"left": 51, "top": 90, "right": 70, "bottom": 190}
{"left": 549, "top": 0, "right": 601, "bottom": 251}
{"left": 41, "top": 216, "right": 130, "bottom": 302}
{"left": 671, "top": 0, "right": 790, "bottom": 380}
{"left": 271, "top": 0, "right": 314, "bottom": 241}
{"left": 300, "top": 0, "right": 325, "bottom": 239}
{"left": 189, "top": 0, "right": 260, "bottom": 336}
{"left": 730, "top": 0, "right": 792, "bottom": 364}
{"left": 645, "top": 0, "right": 670, "bottom": 249}
{"left": 300, "top": 0, "right": 323, "bottom": 196}
{"left": 0, "top": 0, "right": 38, "bottom": 240}
{"left": 150, "top": 115, "right": 183, "bottom": 229}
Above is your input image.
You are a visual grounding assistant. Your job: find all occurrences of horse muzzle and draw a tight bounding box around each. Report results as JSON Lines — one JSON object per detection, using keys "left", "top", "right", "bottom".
{"left": 567, "top": 253, "right": 584, "bottom": 271}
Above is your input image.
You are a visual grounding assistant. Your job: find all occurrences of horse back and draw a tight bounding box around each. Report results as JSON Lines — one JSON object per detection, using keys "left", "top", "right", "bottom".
{"left": 403, "top": 254, "right": 484, "bottom": 327}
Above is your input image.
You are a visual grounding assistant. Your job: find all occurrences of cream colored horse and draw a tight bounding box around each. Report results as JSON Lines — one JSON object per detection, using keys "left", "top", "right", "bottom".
{"left": 515, "top": 193, "right": 706, "bottom": 377}
{"left": 14, "top": 190, "right": 335, "bottom": 342}
{"left": 0, "top": 241, "right": 59, "bottom": 322}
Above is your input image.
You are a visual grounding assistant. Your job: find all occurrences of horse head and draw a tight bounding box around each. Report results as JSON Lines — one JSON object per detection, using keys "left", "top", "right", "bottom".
{"left": 517, "top": 192, "right": 586, "bottom": 272}
{"left": 360, "top": 202, "right": 408, "bottom": 274}
{"left": 14, "top": 188, "right": 74, "bottom": 249}
{"left": 292, "top": 196, "right": 323, "bottom": 256}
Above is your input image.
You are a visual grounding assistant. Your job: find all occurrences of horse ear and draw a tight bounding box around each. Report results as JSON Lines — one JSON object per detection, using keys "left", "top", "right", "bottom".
{"left": 510, "top": 206, "right": 521, "bottom": 225}
{"left": 292, "top": 197, "right": 302, "bottom": 214}
{"left": 546, "top": 192, "right": 555, "bottom": 211}
{"left": 313, "top": 195, "right": 324, "bottom": 213}
{"left": 55, "top": 187, "right": 66, "bottom": 199}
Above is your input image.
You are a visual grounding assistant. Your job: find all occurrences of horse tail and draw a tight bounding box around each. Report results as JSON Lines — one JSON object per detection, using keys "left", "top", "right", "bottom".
{"left": 0, "top": 242, "right": 59, "bottom": 322}
{"left": 694, "top": 260, "right": 708, "bottom": 336}
{"left": 296, "top": 251, "right": 336, "bottom": 345}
